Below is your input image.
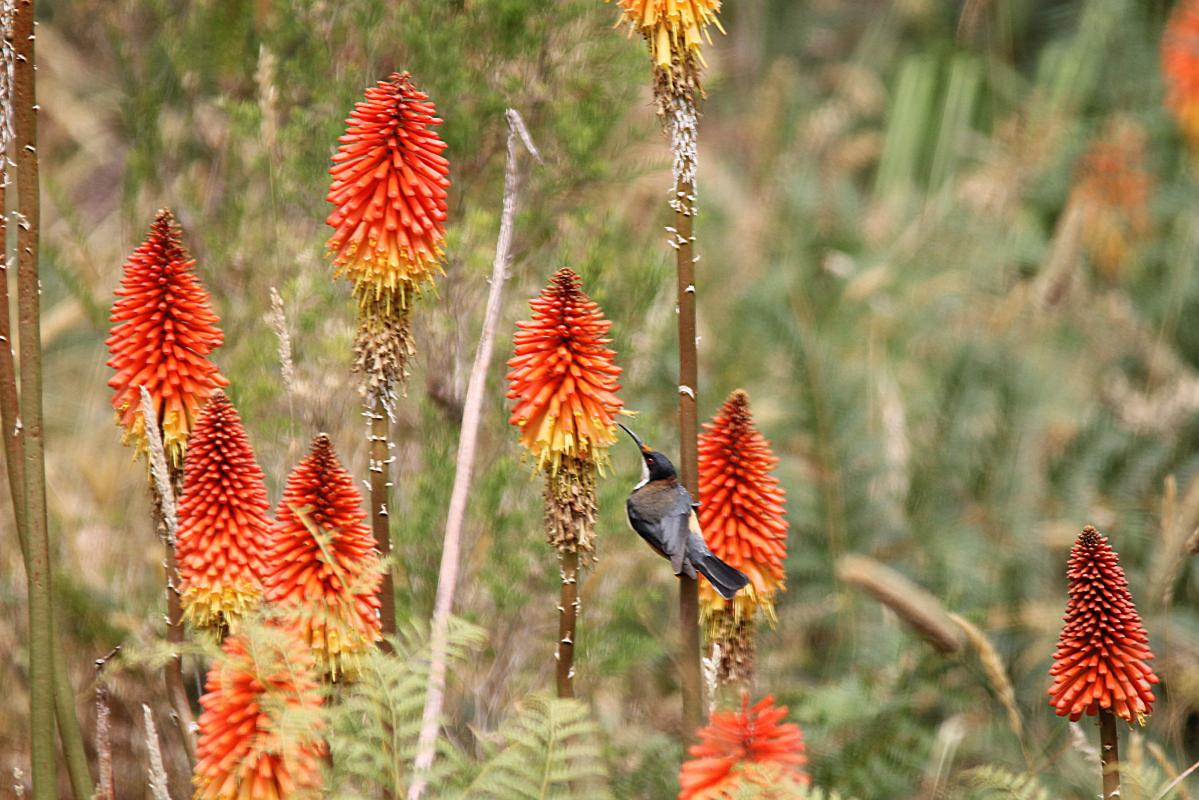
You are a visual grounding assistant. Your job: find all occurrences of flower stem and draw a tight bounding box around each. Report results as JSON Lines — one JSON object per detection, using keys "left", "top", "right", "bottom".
{"left": 158, "top": 466, "right": 197, "bottom": 766}
{"left": 368, "top": 401, "right": 397, "bottom": 647}
{"left": 556, "top": 549, "right": 579, "bottom": 698}
{"left": 673, "top": 153, "right": 704, "bottom": 741}
{"left": 1100, "top": 709, "right": 1120, "bottom": 799}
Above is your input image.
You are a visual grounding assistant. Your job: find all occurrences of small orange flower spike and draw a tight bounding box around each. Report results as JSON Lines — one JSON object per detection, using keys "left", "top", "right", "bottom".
{"left": 1071, "top": 120, "right": 1152, "bottom": 280}
{"left": 506, "top": 268, "right": 624, "bottom": 472}
{"left": 263, "top": 434, "right": 382, "bottom": 679}
{"left": 678, "top": 695, "right": 808, "bottom": 800}
{"left": 176, "top": 391, "right": 272, "bottom": 633}
{"left": 105, "top": 209, "right": 227, "bottom": 467}
{"left": 1048, "top": 526, "right": 1159, "bottom": 725}
{"left": 612, "top": 0, "right": 724, "bottom": 71}
{"left": 193, "top": 626, "right": 324, "bottom": 800}
{"left": 326, "top": 71, "right": 450, "bottom": 308}
{"left": 1164, "top": 0, "right": 1199, "bottom": 148}
{"left": 697, "top": 390, "right": 788, "bottom": 622}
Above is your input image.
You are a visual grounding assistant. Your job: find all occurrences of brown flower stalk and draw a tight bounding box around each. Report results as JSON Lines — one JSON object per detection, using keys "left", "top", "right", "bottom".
{"left": 506, "top": 267, "right": 623, "bottom": 697}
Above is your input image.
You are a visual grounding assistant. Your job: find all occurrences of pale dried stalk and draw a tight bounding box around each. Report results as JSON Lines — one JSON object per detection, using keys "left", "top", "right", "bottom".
{"left": 139, "top": 386, "right": 176, "bottom": 543}
{"left": 408, "top": 109, "right": 539, "bottom": 800}
{"left": 92, "top": 685, "right": 114, "bottom": 800}
{"left": 837, "top": 554, "right": 965, "bottom": 654}
{"left": 143, "top": 705, "right": 173, "bottom": 800}
{"left": 266, "top": 287, "right": 294, "bottom": 397}
{"left": 949, "top": 612, "right": 1023, "bottom": 743}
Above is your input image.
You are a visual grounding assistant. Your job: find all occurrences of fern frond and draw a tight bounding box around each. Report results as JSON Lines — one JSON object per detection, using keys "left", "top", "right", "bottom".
{"left": 958, "top": 765, "right": 1050, "bottom": 800}
{"left": 456, "top": 694, "right": 612, "bottom": 799}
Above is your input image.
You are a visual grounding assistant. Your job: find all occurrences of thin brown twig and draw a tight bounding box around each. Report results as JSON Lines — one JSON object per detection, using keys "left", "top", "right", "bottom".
{"left": 408, "top": 108, "right": 540, "bottom": 800}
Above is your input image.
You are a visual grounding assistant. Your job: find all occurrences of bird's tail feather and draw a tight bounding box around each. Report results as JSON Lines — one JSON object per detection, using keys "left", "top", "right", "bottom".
{"left": 695, "top": 553, "right": 749, "bottom": 600}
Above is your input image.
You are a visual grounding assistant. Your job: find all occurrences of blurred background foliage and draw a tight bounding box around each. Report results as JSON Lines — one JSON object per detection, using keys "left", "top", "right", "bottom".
{"left": 4, "top": 0, "right": 1199, "bottom": 797}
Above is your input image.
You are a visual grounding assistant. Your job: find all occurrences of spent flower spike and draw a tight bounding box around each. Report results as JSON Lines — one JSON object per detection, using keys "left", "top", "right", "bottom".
{"left": 506, "top": 268, "right": 624, "bottom": 472}
{"left": 678, "top": 694, "right": 808, "bottom": 800}
{"left": 176, "top": 391, "right": 273, "bottom": 633}
{"left": 106, "top": 209, "right": 227, "bottom": 466}
{"left": 193, "top": 625, "right": 324, "bottom": 800}
{"left": 1048, "top": 526, "right": 1158, "bottom": 725}
{"left": 263, "top": 434, "right": 383, "bottom": 679}
{"left": 326, "top": 71, "right": 450, "bottom": 308}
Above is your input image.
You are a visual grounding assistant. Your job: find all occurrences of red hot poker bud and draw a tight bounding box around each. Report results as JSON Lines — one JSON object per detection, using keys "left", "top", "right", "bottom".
{"left": 1048, "top": 526, "right": 1159, "bottom": 725}
{"left": 263, "top": 434, "right": 383, "bottom": 679}
{"left": 326, "top": 71, "right": 450, "bottom": 307}
{"left": 106, "top": 209, "right": 227, "bottom": 466}
{"left": 678, "top": 694, "right": 808, "bottom": 800}
{"left": 193, "top": 626, "right": 324, "bottom": 800}
{"left": 506, "top": 268, "right": 624, "bottom": 472}
{"left": 176, "top": 391, "right": 273, "bottom": 633}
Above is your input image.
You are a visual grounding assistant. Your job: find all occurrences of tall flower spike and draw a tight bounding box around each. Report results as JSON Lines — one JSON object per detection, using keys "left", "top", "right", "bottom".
{"left": 326, "top": 71, "right": 449, "bottom": 306}
{"left": 176, "top": 391, "right": 272, "bottom": 633}
{"left": 106, "top": 209, "right": 228, "bottom": 466}
{"left": 1164, "top": 0, "right": 1199, "bottom": 150}
{"left": 193, "top": 624, "right": 324, "bottom": 800}
{"left": 678, "top": 695, "right": 808, "bottom": 800}
{"left": 506, "top": 268, "right": 623, "bottom": 696}
{"left": 263, "top": 434, "right": 382, "bottom": 680}
{"left": 1048, "top": 526, "right": 1159, "bottom": 725}
{"left": 697, "top": 390, "right": 788, "bottom": 685}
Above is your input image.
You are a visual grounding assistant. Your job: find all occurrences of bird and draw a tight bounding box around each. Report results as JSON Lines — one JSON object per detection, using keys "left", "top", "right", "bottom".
{"left": 617, "top": 422, "right": 749, "bottom": 599}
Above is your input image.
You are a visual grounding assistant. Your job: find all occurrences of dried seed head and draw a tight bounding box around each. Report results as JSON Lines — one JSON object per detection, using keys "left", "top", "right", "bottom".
{"left": 352, "top": 298, "right": 415, "bottom": 404}
{"left": 543, "top": 454, "right": 599, "bottom": 561}
{"left": 1048, "top": 526, "right": 1159, "bottom": 724}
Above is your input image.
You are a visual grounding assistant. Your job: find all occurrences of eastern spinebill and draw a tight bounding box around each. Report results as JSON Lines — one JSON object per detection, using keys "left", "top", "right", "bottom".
{"left": 618, "top": 422, "right": 749, "bottom": 599}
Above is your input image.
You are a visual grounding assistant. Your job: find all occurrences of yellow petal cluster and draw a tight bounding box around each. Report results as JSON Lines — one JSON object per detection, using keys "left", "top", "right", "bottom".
{"left": 612, "top": 0, "right": 724, "bottom": 70}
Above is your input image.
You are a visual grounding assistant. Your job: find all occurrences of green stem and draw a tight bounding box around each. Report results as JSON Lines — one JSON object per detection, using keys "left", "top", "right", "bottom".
{"left": 14, "top": 3, "right": 55, "bottom": 796}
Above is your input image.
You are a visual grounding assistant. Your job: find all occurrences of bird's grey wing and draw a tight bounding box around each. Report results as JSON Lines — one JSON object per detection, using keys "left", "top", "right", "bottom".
{"left": 661, "top": 487, "right": 697, "bottom": 577}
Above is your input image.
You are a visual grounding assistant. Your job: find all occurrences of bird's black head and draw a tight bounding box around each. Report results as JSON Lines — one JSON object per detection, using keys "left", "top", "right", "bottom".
{"left": 618, "top": 422, "right": 678, "bottom": 483}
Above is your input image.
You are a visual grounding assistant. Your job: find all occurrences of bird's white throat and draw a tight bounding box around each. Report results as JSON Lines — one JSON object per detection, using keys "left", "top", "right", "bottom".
{"left": 633, "top": 458, "right": 649, "bottom": 491}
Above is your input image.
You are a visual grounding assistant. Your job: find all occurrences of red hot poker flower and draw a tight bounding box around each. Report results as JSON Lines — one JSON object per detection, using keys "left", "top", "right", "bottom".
{"left": 176, "top": 391, "right": 273, "bottom": 633}
{"left": 326, "top": 71, "right": 450, "bottom": 307}
{"left": 193, "top": 625, "right": 324, "bottom": 800}
{"left": 506, "top": 268, "right": 624, "bottom": 471}
{"left": 1048, "top": 526, "right": 1159, "bottom": 725}
{"left": 1163, "top": 0, "right": 1199, "bottom": 148}
{"left": 678, "top": 694, "right": 808, "bottom": 800}
{"left": 697, "top": 390, "right": 788, "bottom": 620}
{"left": 263, "top": 434, "right": 382, "bottom": 679}
{"left": 106, "top": 209, "right": 227, "bottom": 466}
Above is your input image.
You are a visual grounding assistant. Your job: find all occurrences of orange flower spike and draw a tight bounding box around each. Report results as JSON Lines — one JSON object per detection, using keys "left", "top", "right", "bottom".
{"left": 263, "top": 434, "right": 382, "bottom": 679}
{"left": 1164, "top": 0, "right": 1199, "bottom": 148}
{"left": 506, "top": 268, "right": 624, "bottom": 470}
{"left": 1048, "top": 526, "right": 1159, "bottom": 725}
{"left": 105, "top": 209, "right": 228, "bottom": 466}
{"left": 697, "top": 390, "right": 788, "bottom": 619}
{"left": 326, "top": 71, "right": 450, "bottom": 305}
{"left": 678, "top": 695, "right": 808, "bottom": 800}
{"left": 613, "top": 0, "right": 724, "bottom": 70}
{"left": 1071, "top": 121, "right": 1152, "bottom": 279}
{"left": 193, "top": 628, "right": 324, "bottom": 800}
{"left": 176, "top": 391, "right": 273, "bottom": 633}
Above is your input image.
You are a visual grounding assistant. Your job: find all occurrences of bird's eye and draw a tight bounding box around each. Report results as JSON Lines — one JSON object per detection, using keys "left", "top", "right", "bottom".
{"left": 646, "top": 456, "right": 655, "bottom": 464}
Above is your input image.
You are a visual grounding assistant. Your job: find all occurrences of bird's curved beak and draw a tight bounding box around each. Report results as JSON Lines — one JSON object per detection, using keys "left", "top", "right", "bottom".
{"left": 617, "top": 421, "right": 650, "bottom": 453}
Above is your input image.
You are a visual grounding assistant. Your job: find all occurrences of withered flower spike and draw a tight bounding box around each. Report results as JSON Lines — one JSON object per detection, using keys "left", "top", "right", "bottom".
{"left": 678, "top": 694, "right": 808, "bottom": 800}
{"left": 193, "top": 627, "right": 324, "bottom": 800}
{"left": 1048, "top": 526, "right": 1159, "bottom": 725}
{"left": 106, "top": 209, "right": 227, "bottom": 466}
{"left": 262, "top": 434, "right": 383, "bottom": 680}
{"left": 326, "top": 71, "right": 450, "bottom": 307}
{"left": 176, "top": 391, "right": 273, "bottom": 633}
{"left": 506, "top": 267, "right": 624, "bottom": 473}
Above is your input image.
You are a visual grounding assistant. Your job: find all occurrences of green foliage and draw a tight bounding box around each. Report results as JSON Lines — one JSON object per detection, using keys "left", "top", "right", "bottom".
{"left": 958, "top": 766, "right": 1051, "bottom": 800}
{"left": 455, "top": 694, "right": 612, "bottom": 799}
